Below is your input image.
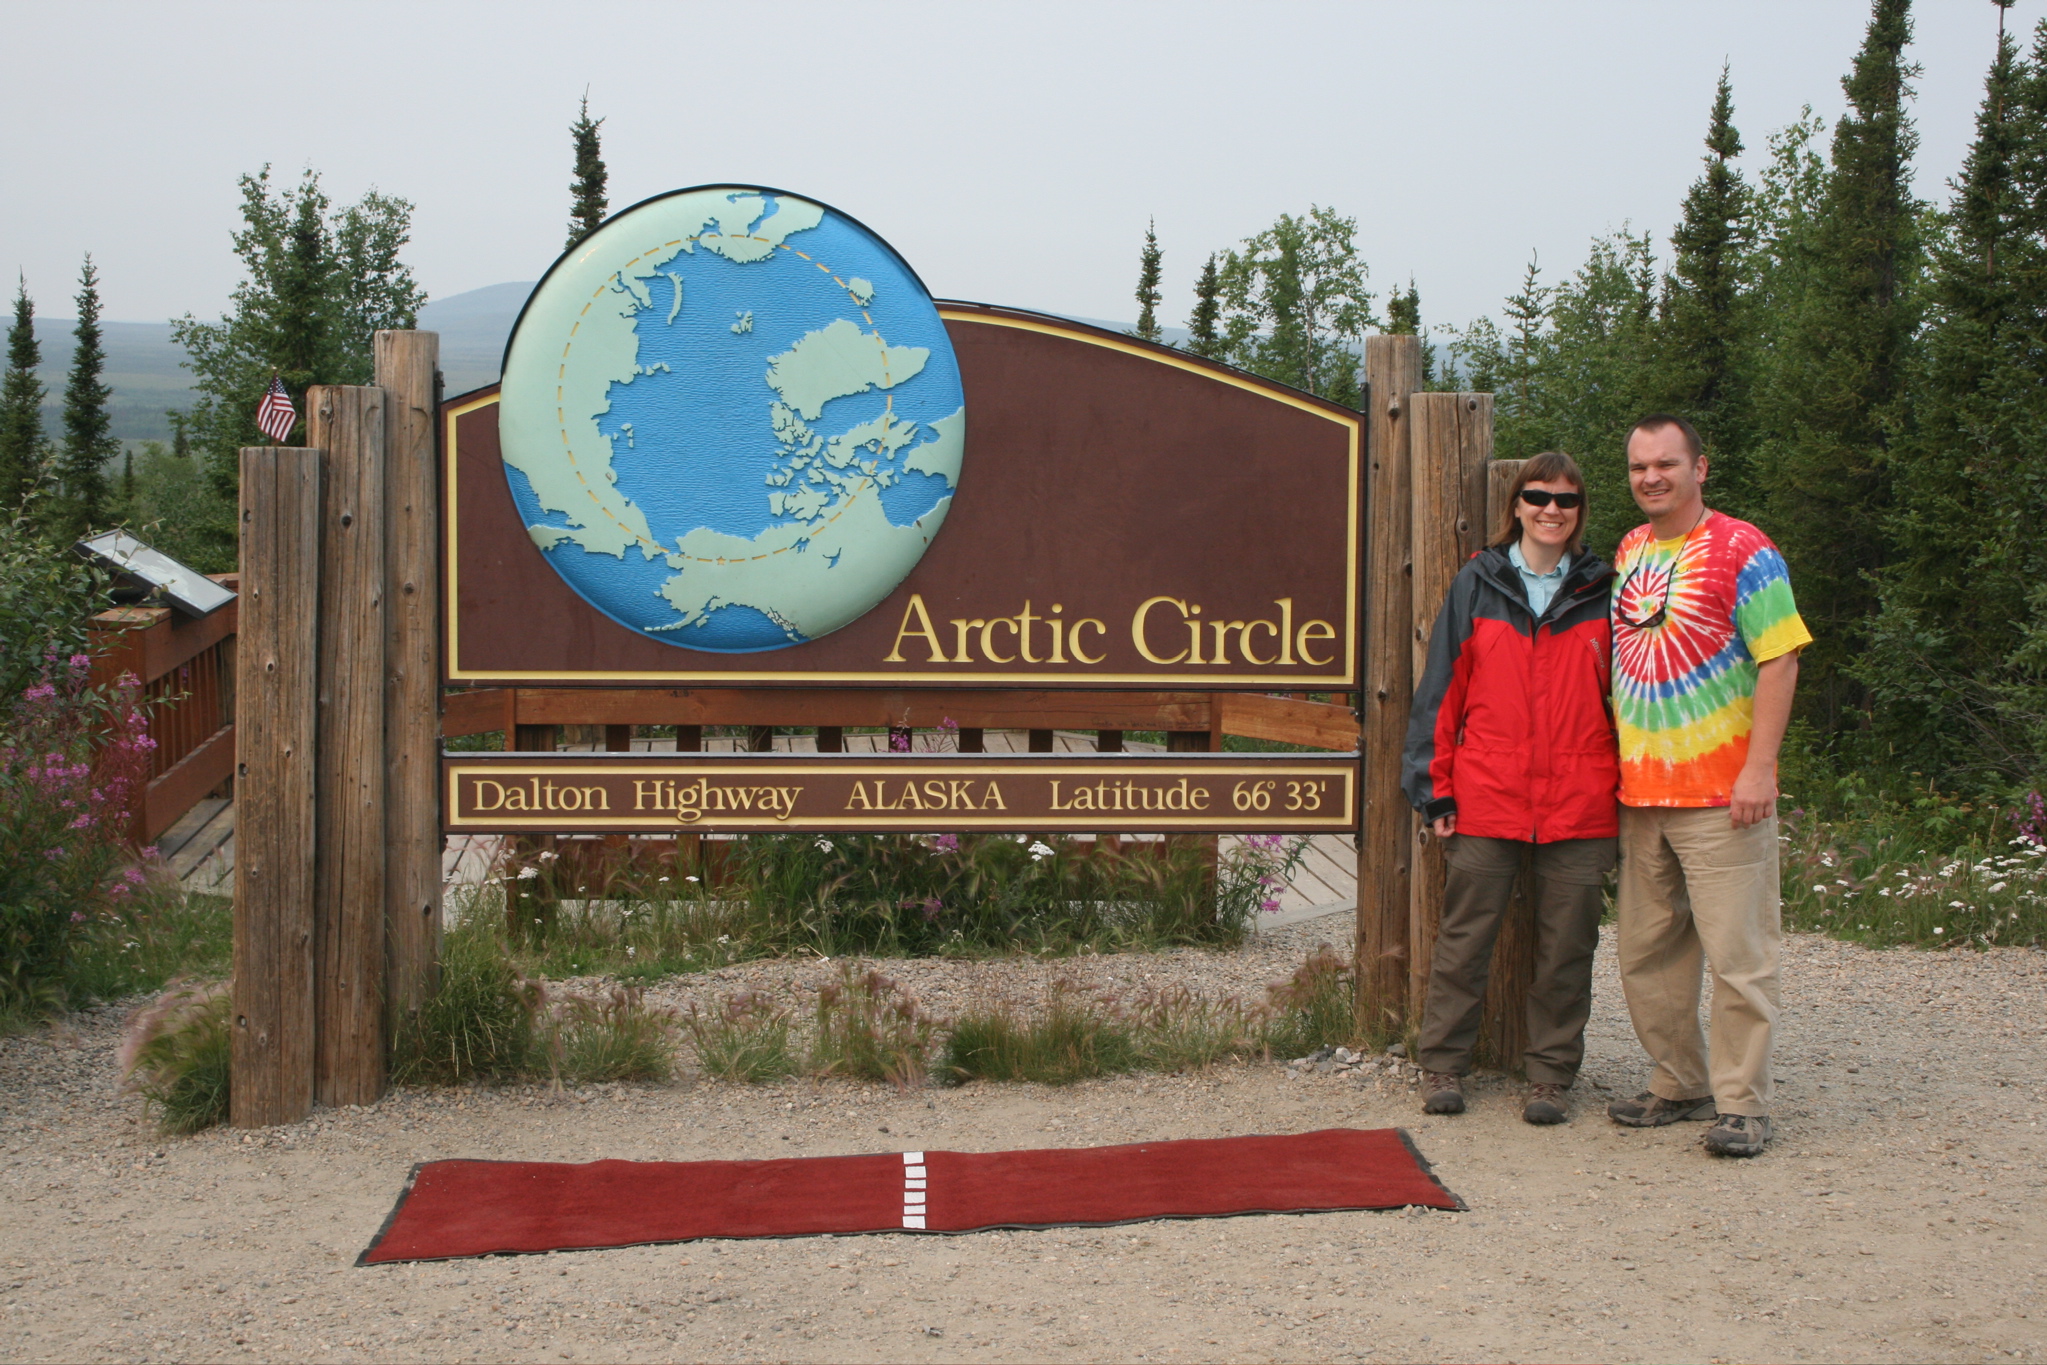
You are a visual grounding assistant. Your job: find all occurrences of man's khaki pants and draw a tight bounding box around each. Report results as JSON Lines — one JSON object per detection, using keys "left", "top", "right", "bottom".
{"left": 1616, "top": 805, "right": 1781, "bottom": 1117}
{"left": 1416, "top": 834, "right": 1615, "bottom": 1085}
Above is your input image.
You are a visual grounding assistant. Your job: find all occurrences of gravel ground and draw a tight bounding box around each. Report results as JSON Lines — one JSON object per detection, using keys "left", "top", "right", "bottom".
{"left": 3, "top": 919, "right": 2044, "bottom": 1365}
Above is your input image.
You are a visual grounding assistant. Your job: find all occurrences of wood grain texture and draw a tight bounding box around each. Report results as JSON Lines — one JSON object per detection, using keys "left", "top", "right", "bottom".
{"left": 1214, "top": 694, "right": 1360, "bottom": 751}
{"left": 309, "top": 386, "right": 388, "bottom": 1107}
{"left": 231, "top": 447, "right": 322, "bottom": 1127}
{"left": 376, "top": 332, "right": 443, "bottom": 1031}
{"left": 1407, "top": 394, "right": 1494, "bottom": 1017}
{"left": 1358, "top": 335, "right": 1420, "bottom": 1031}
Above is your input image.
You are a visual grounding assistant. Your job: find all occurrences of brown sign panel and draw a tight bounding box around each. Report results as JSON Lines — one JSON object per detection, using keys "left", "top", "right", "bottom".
{"left": 444, "top": 305, "right": 1361, "bottom": 688}
{"left": 442, "top": 753, "right": 1359, "bottom": 835}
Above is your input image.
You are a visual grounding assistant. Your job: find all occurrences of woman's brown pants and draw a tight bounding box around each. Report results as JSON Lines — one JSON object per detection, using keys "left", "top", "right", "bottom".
{"left": 1415, "top": 833, "right": 1617, "bottom": 1086}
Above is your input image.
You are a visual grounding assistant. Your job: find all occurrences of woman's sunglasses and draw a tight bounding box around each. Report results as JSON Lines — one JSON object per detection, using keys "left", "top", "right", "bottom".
{"left": 1518, "top": 489, "right": 1584, "bottom": 509}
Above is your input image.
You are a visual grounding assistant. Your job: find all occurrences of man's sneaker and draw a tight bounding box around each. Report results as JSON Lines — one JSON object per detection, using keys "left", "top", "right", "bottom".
{"left": 1422, "top": 1072, "right": 1465, "bottom": 1115}
{"left": 1703, "top": 1113, "right": 1772, "bottom": 1157}
{"left": 1606, "top": 1090, "right": 1716, "bottom": 1127}
{"left": 1523, "top": 1082, "right": 1569, "bottom": 1125}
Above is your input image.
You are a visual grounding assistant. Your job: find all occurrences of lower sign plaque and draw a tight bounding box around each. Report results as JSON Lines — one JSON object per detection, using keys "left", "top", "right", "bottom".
{"left": 442, "top": 754, "right": 1358, "bottom": 835}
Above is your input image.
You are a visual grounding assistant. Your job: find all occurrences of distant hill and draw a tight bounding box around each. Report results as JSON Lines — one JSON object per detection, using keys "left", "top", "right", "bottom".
{"left": 21, "top": 285, "right": 1162, "bottom": 448}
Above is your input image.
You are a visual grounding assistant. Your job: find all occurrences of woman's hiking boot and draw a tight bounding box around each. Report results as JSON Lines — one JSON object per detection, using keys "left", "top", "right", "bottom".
{"left": 1422, "top": 1072, "right": 1465, "bottom": 1114}
{"left": 1523, "top": 1082, "right": 1569, "bottom": 1125}
{"left": 1702, "top": 1113, "right": 1772, "bottom": 1156}
{"left": 1606, "top": 1091, "right": 1716, "bottom": 1127}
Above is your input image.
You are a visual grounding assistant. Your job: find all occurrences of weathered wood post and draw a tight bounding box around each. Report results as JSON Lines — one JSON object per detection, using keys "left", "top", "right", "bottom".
{"left": 232, "top": 447, "right": 322, "bottom": 1127}
{"left": 308, "top": 385, "right": 388, "bottom": 1106}
{"left": 1406, "top": 394, "right": 1494, "bottom": 1019}
{"left": 376, "top": 332, "right": 443, "bottom": 1030}
{"left": 1357, "top": 334, "right": 1420, "bottom": 1036}
{"left": 1476, "top": 457, "right": 1538, "bottom": 1071}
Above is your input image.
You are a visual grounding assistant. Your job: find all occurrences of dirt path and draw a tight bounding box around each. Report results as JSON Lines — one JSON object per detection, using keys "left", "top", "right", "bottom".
{"left": 3, "top": 923, "right": 2043, "bottom": 1365}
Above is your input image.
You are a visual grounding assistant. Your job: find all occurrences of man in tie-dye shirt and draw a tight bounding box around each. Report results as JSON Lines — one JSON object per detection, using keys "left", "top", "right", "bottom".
{"left": 1604, "top": 413, "right": 1810, "bottom": 1158}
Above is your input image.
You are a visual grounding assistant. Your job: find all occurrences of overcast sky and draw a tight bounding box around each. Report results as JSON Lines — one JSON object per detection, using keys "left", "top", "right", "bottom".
{"left": 3, "top": 1, "right": 2036, "bottom": 332}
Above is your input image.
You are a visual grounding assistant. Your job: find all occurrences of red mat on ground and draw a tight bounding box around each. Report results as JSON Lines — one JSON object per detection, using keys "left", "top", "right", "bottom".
{"left": 358, "top": 1127, "right": 1461, "bottom": 1264}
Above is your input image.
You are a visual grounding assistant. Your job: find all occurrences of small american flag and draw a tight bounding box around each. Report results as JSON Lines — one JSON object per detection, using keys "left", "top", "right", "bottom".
{"left": 255, "top": 375, "right": 297, "bottom": 444}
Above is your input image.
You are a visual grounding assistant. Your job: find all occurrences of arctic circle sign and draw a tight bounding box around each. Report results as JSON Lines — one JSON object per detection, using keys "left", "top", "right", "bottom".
{"left": 498, "top": 186, "right": 966, "bottom": 653}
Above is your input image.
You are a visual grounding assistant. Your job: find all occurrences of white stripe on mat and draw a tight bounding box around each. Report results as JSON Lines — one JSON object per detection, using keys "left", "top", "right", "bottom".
{"left": 902, "top": 1151, "right": 927, "bottom": 1229}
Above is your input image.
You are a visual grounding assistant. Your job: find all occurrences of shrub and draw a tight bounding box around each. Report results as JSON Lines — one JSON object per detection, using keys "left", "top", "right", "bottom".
{"left": 1260, "top": 944, "right": 1359, "bottom": 1058}
{"left": 540, "top": 983, "right": 680, "bottom": 1084}
{"left": 118, "top": 978, "right": 231, "bottom": 1134}
{"left": 1128, "top": 984, "right": 1261, "bottom": 1072}
{"left": 941, "top": 986, "right": 1138, "bottom": 1086}
{"left": 0, "top": 655, "right": 154, "bottom": 1013}
{"left": 686, "top": 990, "right": 796, "bottom": 1082}
{"left": 67, "top": 873, "right": 230, "bottom": 1006}
{"left": 808, "top": 964, "right": 936, "bottom": 1088}
{"left": 389, "top": 923, "right": 536, "bottom": 1085}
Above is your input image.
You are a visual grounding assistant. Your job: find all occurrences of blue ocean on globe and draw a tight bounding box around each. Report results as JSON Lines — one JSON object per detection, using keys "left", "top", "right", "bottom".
{"left": 497, "top": 189, "right": 967, "bottom": 653}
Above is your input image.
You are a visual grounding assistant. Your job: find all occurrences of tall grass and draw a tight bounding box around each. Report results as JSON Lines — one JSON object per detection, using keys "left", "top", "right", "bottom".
{"left": 807, "top": 964, "right": 936, "bottom": 1089}
{"left": 389, "top": 921, "right": 537, "bottom": 1085}
{"left": 118, "top": 979, "right": 232, "bottom": 1134}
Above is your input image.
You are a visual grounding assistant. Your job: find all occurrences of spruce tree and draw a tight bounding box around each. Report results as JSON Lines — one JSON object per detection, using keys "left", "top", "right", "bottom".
{"left": 58, "top": 255, "right": 116, "bottom": 541}
{"left": 1384, "top": 278, "right": 1438, "bottom": 387}
{"left": 1186, "top": 253, "right": 1222, "bottom": 358}
{"left": 567, "top": 95, "right": 609, "bottom": 252}
{"left": 0, "top": 276, "right": 45, "bottom": 511}
{"left": 1132, "top": 220, "right": 1163, "bottom": 342}
{"left": 1754, "top": 0, "right": 1922, "bottom": 727}
{"left": 1656, "top": 65, "right": 1756, "bottom": 518}
{"left": 1862, "top": 11, "right": 2047, "bottom": 782}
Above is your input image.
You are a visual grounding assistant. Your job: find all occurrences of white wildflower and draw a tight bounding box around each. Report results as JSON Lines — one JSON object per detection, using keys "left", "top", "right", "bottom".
{"left": 1028, "top": 841, "right": 1055, "bottom": 861}
{"left": 1934, "top": 926, "right": 1945, "bottom": 935}
{"left": 517, "top": 866, "right": 540, "bottom": 880}
{"left": 1949, "top": 901, "right": 1965, "bottom": 908}
{"left": 685, "top": 875, "right": 700, "bottom": 883}
{"left": 815, "top": 839, "right": 834, "bottom": 853}
{"left": 1989, "top": 881, "right": 2008, "bottom": 893}
{"left": 538, "top": 850, "right": 559, "bottom": 862}
{"left": 1878, "top": 888, "right": 1891, "bottom": 897}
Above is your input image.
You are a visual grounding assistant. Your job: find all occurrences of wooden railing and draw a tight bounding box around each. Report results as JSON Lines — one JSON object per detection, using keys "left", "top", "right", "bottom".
{"left": 88, "top": 574, "right": 239, "bottom": 844}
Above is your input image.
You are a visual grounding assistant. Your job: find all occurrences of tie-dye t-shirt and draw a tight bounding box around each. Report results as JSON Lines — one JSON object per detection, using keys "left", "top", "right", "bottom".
{"left": 1611, "top": 512, "right": 1811, "bottom": 807}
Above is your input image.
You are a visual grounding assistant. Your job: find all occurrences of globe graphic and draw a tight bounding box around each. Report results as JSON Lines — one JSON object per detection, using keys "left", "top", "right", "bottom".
{"left": 496, "top": 187, "right": 966, "bottom": 652}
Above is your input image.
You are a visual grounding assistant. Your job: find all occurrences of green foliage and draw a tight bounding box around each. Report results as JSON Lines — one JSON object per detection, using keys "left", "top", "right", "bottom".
{"left": 1383, "top": 278, "right": 1439, "bottom": 388}
{"left": 1448, "top": 236, "right": 1662, "bottom": 555}
{"left": 1186, "top": 254, "right": 1223, "bottom": 359}
{"left": 113, "top": 441, "right": 228, "bottom": 572}
{"left": 1653, "top": 64, "right": 1759, "bottom": 520}
{"left": 539, "top": 983, "right": 679, "bottom": 1084}
{"left": 66, "top": 880, "right": 231, "bottom": 1007}
{"left": 1131, "top": 220, "right": 1163, "bottom": 343}
{"left": 1217, "top": 206, "right": 1374, "bottom": 405}
{"left": 57, "top": 256, "right": 116, "bottom": 543}
{"left": 567, "top": 96, "right": 609, "bottom": 253}
{"left": 685, "top": 989, "right": 796, "bottom": 1082}
{"left": 1753, "top": 0, "right": 1924, "bottom": 726}
{"left": 118, "top": 979, "right": 232, "bottom": 1134}
{"left": 389, "top": 920, "right": 536, "bottom": 1085}
{"left": 170, "top": 166, "right": 424, "bottom": 564}
{"left": 0, "top": 277, "right": 46, "bottom": 515}
{"left": 0, "top": 496, "right": 104, "bottom": 712}
{"left": 1858, "top": 20, "right": 2047, "bottom": 787}
{"left": 0, "top": 658, "right": 152, "bottom": 1013}
{"left": 807, "top": 964, "right": 936, "bottom": 1088}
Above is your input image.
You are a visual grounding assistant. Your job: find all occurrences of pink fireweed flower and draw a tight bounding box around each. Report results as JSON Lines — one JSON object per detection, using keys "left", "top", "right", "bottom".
{"left": 933, "top": 833, "right": 959, "bottom": 853}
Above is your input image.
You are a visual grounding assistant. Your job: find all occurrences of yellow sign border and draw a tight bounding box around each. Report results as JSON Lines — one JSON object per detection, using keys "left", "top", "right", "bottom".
{"left": 444, "top": 309, "right": 1361, "bottom": 687}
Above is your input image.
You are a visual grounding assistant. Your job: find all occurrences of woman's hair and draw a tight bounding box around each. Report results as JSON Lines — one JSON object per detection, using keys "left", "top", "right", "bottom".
{"left": 1490, "top": 450, "right": 1587, "bottom": 556}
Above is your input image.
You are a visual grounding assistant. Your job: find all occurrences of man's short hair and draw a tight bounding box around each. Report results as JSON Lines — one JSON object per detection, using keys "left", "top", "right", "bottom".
{"left": 1628, "top": 412, "right": 1704, "bottom": 462}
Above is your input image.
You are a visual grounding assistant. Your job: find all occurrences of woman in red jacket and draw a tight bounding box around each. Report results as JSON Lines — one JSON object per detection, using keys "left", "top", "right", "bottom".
{"left": 1401, "top": 451, "right": 1618, "bottom": 1124}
